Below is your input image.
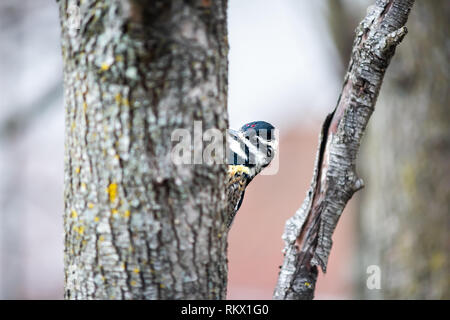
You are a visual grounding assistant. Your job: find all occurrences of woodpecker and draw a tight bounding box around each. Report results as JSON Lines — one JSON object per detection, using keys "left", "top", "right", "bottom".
{"left": 226, "top": 121, "right": 277, "bottom": 229}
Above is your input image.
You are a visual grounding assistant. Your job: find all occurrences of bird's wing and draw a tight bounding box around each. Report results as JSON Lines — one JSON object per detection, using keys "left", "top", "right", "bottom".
{"left": 226, "top": 165, "right": 253, "bottom": 228}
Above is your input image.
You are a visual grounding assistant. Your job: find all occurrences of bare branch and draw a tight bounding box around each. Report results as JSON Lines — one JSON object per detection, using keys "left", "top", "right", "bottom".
{"left": 274, "top": 0, "right": 415, "bottom": 300}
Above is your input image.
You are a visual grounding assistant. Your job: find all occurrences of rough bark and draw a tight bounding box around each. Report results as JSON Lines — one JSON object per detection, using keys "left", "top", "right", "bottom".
{"left": 274, "top": 0, "right": 415, "bottom": 300}
{"left": 59, "top": 0, "right": 229, "bottom": 299}
{"left": 358, "top": 0, "right": 450, "bottom": 299}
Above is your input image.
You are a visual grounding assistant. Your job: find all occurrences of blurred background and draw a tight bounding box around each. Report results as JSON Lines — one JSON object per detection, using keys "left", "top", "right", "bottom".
{"left": 0, "top": 0, "right": 448, "bottom": 299}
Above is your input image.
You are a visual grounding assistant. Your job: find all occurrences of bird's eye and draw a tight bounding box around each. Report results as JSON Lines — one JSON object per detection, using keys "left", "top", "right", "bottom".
{"left": 267, "top": 147, "right": 272, "bottom": 158}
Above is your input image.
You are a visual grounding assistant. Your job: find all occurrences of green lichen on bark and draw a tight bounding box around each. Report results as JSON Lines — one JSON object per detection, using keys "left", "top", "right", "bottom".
{"left": 59, "top": 0, "right": 229, "bottom": 299}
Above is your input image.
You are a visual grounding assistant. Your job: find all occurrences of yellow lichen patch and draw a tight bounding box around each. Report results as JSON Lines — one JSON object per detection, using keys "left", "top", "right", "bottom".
{"left": 115, "top": 93, "right": 122, "bottom": 104}
{"left": 99, "top": 235, "right": 105, "bottom": 242}
{"left": 124, "top": 210, "right": 131, "bottom": 218}
{"left": 73, "top": 225, "right": 84, "bottom": 235}
{"left": 88, "top": 202, "right": 95, "bottom": 209}
{"left": 75, "top": 167, "right": 80, "bottom": 174}
{"left": 115, "top": 55, "right": 123, "bottom": 62}
{"left": 100, "top": 62, "right": 110, "bottom": 71}
{"left": 122, "top": 98, "right": 129, "bottom": 106}
{"left": 71, "top": 210, "right": 78, "bottom": 219}
{"left": 83, "top": 102, "right": 87, "bottom": 113}
{"left": 94, "top": 216, "right": 99, "bottom": 222}
{"left": 71, "top": 121, "right": 76, "bottom": 131}
{"left": 304, "top": 282, "right": 312, "bottom": 288}
{"left": 159, "top": 284, "right": 166, "bottom": 289}
{"left": 133, "top": 268, "right": 140, "bottom": 274}
{"left": 107, "top": 182, "right": 118, "bottom": 203}
{"left": 111, "top": 208, "right": 118, "bottom": 215}
{"left": 130, "top": 280, "right": 137, "bottom": 286}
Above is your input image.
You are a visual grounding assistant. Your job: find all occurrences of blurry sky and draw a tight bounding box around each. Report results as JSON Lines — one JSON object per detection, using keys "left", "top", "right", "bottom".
{"left": 0, "top": 0, "right": 350, "bottom": 299}
{"left": 0, "top": 0, "right": 64, "bottom": 298}
{"left": 228, "top": 0, "right": 342, "bottom": 129}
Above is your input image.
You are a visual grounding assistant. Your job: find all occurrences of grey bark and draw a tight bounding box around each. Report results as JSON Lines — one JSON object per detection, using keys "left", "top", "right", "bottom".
{"left": 358, "top": 0, "right": 450, "bottom": 299}
{"left": 274, "top": 0, "right": 415, "bottom": 300}
{"left": 59, "top": 0, "right": 229, "bottom": 299}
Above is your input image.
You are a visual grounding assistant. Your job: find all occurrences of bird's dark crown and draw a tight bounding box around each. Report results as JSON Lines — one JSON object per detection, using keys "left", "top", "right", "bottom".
{"left": 240, "top": 121, "right": 275, "bottom": 137}
{"left": 228, "top": 121, "right": 277, "bottom": 171}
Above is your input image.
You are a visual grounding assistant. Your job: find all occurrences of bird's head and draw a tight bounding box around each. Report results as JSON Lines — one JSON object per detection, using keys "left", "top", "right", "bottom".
{"left": 228, "top": 121, "right": 277, "bottom": 175}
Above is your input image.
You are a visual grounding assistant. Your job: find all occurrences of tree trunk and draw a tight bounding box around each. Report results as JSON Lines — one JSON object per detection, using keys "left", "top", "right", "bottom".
{"left": 358, "top": 0, "right": 450, "bottom": 299}
{"left": 274, "top": 0, "right": 415, "bottom": 300}
{"left": 59, "top": 0, "right": 229, "bottom": 299}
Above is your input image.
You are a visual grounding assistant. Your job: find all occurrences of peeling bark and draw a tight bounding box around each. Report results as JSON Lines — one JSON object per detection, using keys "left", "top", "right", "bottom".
{"left": 274, "top": 0, "right": 415, "bottom": 300}
{"left": 59, "top": 0, "right": 229, "bottom": 299}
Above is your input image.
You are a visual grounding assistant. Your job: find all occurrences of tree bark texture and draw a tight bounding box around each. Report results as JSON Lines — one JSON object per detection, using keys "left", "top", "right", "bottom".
{"left": 358, "top": 0, "right": 449, "bottom": 299}
{"left": 59, "top": 0, "right": 229, "bottom": 299}
{"left": 274, "top": 0, "right": 415, "bottom": 300}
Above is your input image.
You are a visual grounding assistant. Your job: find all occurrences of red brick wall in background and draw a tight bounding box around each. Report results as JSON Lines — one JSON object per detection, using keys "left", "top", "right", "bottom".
{"left": 227, "top": 127, "right": 356, "bottom": 299}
